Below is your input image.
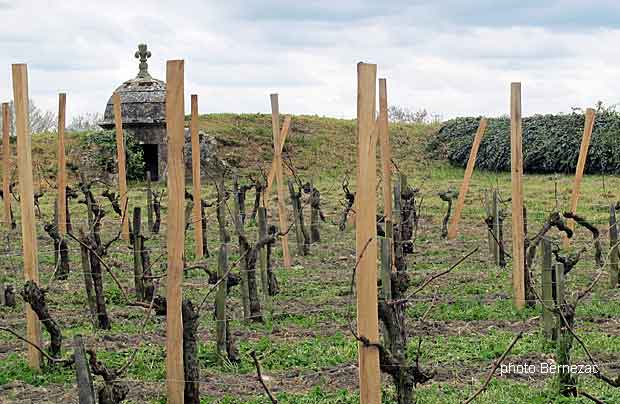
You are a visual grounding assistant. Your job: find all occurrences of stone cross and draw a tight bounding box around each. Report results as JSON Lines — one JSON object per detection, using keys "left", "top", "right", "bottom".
{"left": 135, "top": 44, "right": 152, "bottom": 78}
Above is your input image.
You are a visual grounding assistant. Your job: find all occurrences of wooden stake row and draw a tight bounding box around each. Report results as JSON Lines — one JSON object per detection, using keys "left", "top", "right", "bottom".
{"left": 12, "top": 64, "right": 42, "bottom": 369}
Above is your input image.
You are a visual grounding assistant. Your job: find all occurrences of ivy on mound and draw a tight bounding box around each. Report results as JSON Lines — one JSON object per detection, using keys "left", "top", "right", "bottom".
{"left": 427, "top": 109, "right": 620, "bottom": 174}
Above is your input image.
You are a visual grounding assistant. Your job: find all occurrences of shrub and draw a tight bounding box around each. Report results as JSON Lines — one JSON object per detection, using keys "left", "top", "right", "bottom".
{"left": 75, "top": 130, "right": 145, "bottom": 180}
{"left": 426, "top": 110, "right": 620, "bottom": 174}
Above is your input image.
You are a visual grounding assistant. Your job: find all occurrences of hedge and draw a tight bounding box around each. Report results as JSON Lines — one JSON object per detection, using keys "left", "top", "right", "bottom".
{"left": 426, "top": 110, "right": 620, "bottom": 174}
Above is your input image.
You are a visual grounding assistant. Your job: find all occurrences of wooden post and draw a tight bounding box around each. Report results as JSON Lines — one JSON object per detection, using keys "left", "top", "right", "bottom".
{"left": 393, "top": 175, "right": 404, "bottom": 271}
{"left": 165, "top": 59, "right": 185, "bottom": 404}
{"left": 215, "top": 244, "right": 227, "bottom": 362}
{"left": 53, "top": 201, "right": 59, "bottom": 267}
{"left": 378, "top": 79, "right": 393, "bottom": 237}
{"left": 215, "top": 184, "right": 228, "bottom": 363}
{"left": 393, "top": 176, "right": 402, "bottom": 226}
{"left": 484, "top": 191, "right": 495, "bottom": 262}
{"left": 12, "top": 64, "right": 42, "bottom": 369}
{"left": 380, "top": 238, "right": 392, "bottom": 300}
{"left": 554, "top": 262, "right": 566, "bottom": 348}
{"left": 541, "top": 238, "right": 554, "bottom": 339}
{"left": 492, "top": 190, "right": 501, "bottom": 265}
{"left": 510, "top": 82, "right": 525, "bottom": 310}
{"left": 270, "top": 94, "right": 291, "bottom": 268}
{"left": 258, "top": 207, "right": 272, "bottom": 318}
{"left": 232, "top": 177, "right": 251, "bottom": 321}
{"left": 448, "top": 118, "right": 488, "bottom": 239}
{"left": 378, "top": 79, "right": 395, "bottom": 274}
{"left": 113, "top": 93, "right": 130, "bottom": 241}
{"left": 146, "top": 171, "right": 154, "bottom": 232}
{"left": 522, "top": 206, "right": 534, "bottom": 307}
{"left": 555, "top": 263, "right": 565, "bottom": 309}
{"left": 2, "top": 102, "right": 10, "bottom": 228}
{"left": 78, "top": 227, "right": 97, "bottom": 325}
{"left": 265, "top": 116, "right": 291, "bottom": 198}
{"left": 355, "top": 62, "right": 381, "bottom": 404}
{"left": 309, "top": 185, "right": 321, "bottom": 243}
{"left": 610, "top": 203, "right": 619, "bottom": 288}
{"left": 288, "top": 179, "right": 305, "bottom": 255}
{"left": 57, "top": 93, "right": 67, "bottom": 235}
{"left": 73, "top": 335, "right": 96, "bottom": 404}
{"left": 564, "top": 108, "right": 596, "bottom": 246}
{"left": 379, "top": 236, "right": 392, "bottom": 358}
{"left": 200, "top": 201, "right": 209, "bottom": 257}
{"left": 190, "top": 94, "right": 204, "bottom": 258}
{"left": 132, "top": 207, "right": 144, "bottom": 300}
{"left": 80, "top": 172, "right": 94, "bottom": 230}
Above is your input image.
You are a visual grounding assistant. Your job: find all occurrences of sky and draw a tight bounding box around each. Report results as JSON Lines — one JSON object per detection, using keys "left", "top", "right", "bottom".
{"left": 1, "top": 0, "right": 619, "bottom": 122}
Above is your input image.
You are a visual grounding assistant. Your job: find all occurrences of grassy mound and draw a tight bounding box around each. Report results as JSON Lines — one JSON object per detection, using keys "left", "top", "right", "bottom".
{"left": 13, "top": 114, "right": 435, "bottom": 188}
{"left": 193, "top": 113, "right": 435, "bottom": 176}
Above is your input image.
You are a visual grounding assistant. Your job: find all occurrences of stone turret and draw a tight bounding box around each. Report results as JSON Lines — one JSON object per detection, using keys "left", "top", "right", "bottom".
{"left": 99, "top": 44, "right": 166, "bottom": 180}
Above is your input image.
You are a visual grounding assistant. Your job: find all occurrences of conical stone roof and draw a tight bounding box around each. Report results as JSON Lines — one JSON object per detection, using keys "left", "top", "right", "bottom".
{"left": 99, "top": 44, "right": 165, "bottom": 129}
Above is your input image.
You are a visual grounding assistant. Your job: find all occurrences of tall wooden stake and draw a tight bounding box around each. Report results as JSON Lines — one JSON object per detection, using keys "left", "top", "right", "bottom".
{"left": 555, "top": 263, "right": 565, "bottom": 311}
{"left": 146, "top": 170, "right": 153, "bottom": 232}
{"left": 57, "top": 93, "right": 67, "bottom": 235}
{"left": 393, "top": 174, "right": 405, "bottom": 271}
{"left": 232, "top": 177, "right": 251, "bottom": 321}
{"left": 265, "top": 116, "right": 291, "bottom": 198}
{"left": 270, "top": 94, "right": 291, "bottom": 268}
{"left": 215, "top": 243, "right": 227, "bottom": 361}
{"left": 215, "top": 182, "right": 228, "bottom": 362}
{"left": 541, "top": 238, "right": 554, "bottom": 339}
{"left": 132, "top": 207, "right": 144, "bottom": 300}
{"left": 510, "top": 82, "right": 525, "bottom": 310}
{"left": 73, "top": 335, "right": 96, "bottom": 404}
{"left": 288, "top": 179, "right": 306, "bottom": 256}
{"left": 356, "top": 62, "right": 381, "bottom": 404}
{"left": 12, "top": 64, "right": 42, "bottom": 369}
{"left": 258, "top": 207, "right": 272, "bottom": 318}
{"left": 448, "top": 118, "right": 488, "bottom": 239}
{"left": 564, "top": 108, "right": 596, "bottom": 246}
{"left": 2, "top": 102, "right": 10, "bottom": 228}
{"left": 190, "top": 94, "right": 204, "bottom": 258}
{"left": 112, "top": 93, "right": 130, "bottom": 241}
{"left": 380, "top": 237, "right": 392, "bottom": 300}
{"left": 610, "top": 203, "right": 619, "bottom": 288}
{"left": 165, "top": 59, "right": 185, "bottom": 404}
{"left": 378, "top": 79, "right": 393, "bottom": 243}
{"left": 492, "top": 190, "right": 501, "bottom": 266}
{"left": 484, "top": 190, "right": 499, "bottom": 264}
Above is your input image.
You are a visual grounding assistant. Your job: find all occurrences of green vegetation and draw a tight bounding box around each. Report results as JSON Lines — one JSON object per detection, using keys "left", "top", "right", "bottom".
{"left": 428, "top": 108, "right": 620, "bottom": 174}
{"left": 77, "top": 130, "right": 145, "bottom": 180}
{"left": 22, "top": 129, "right": 145, "bottom": 182}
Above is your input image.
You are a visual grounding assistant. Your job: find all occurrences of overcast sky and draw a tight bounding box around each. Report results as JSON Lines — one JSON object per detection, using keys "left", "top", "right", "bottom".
{"left": 1, "top": 0, "right": 619, "bottom": 121}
